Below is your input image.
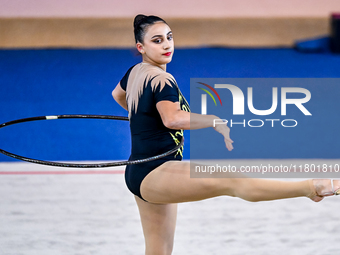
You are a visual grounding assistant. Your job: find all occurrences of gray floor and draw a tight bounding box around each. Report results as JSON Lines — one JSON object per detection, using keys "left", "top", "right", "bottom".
{"left": 0, "top": 162, "right": 339, "bottom": 255}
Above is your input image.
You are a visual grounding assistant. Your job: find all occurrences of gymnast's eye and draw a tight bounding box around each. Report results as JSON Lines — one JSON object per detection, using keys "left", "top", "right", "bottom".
{"left": 153, "top": 38, "right": 162, "bottom": 44}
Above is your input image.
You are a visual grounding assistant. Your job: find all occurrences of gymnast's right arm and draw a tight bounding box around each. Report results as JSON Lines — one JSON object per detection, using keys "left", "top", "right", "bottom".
{"left": 112, "top": 82, "right": 128, "bottom": 111}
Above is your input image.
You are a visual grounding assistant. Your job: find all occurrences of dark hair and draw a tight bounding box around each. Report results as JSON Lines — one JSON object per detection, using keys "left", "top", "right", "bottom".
{"left": 133, "top": 14, "right": 168, "bottom": 43}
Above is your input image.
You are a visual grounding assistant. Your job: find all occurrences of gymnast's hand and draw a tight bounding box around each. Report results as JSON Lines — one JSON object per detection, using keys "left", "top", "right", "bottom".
{"left": 213, "top": 121, "right": 234, "bottom": 151}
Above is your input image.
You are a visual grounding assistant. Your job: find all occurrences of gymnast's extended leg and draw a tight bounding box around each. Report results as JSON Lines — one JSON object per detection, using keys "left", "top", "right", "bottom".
{"left": 140, "top": 161, "right": 340, "bottom": 204}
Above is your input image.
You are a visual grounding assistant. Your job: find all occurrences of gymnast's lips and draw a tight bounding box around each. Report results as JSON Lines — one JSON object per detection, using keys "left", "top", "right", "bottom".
{"left": 163, "top": 52, "right": 172, "bottom": 56}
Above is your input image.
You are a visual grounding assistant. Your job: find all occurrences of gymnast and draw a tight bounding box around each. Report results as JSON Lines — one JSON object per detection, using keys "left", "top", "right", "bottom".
{"left": 111, "top": 14, "right": 340, "bottom": 255}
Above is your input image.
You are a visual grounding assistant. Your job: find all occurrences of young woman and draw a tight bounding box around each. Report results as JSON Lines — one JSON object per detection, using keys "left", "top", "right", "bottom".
{"left": 112, "top": 14, "right": 340, "bottom": 255}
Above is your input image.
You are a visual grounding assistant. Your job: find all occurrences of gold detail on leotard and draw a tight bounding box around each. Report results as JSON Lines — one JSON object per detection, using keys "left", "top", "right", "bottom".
{"left": 178, "top": 89, "right": 190, "bottom": 113}
{"left": 169, "top": 130, "right": 184, "bottom": 158}
{"left": 169, "top": 86, "right": 190, "bottom": 158}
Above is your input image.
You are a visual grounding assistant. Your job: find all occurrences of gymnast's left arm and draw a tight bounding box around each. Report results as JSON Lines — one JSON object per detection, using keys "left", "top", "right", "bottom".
{"left": 157, "top": 101, "right": 233, "bottom": 151}
{"left": 112, "top": 82, "right": 128, "bottom": 111}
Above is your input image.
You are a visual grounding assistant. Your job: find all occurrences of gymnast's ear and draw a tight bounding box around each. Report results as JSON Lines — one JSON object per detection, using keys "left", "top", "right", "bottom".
{"left": 136, "top": 43, "right": 144, "bottom": 54}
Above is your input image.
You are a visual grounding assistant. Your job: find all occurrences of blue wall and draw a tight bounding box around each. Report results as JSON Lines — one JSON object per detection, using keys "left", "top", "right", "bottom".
{"left": 0, "top": 48, "right": 340, "bottom": 162}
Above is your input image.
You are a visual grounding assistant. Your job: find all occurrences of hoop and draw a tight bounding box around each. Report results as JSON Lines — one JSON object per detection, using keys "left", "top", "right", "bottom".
{"left": 0, "top": 115, "right": 184, "bottom": 168}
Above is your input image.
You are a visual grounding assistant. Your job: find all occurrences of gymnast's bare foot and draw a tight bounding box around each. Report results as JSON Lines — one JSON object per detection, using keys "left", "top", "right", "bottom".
{"left": 308, "top": 179, "right": 340, "bottom": 202}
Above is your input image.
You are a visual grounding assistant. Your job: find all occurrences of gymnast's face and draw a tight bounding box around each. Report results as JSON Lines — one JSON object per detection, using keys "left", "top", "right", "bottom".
{"left": 137, "top": 22, "right": 174, "bottom": 69}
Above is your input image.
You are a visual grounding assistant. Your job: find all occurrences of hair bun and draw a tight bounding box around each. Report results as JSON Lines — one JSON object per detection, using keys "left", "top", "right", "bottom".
{"left": 134, "top": 14, "right": 147, "bottom": 29}
{"left": 133, "top": 15, "right": 167, "bottom": 43}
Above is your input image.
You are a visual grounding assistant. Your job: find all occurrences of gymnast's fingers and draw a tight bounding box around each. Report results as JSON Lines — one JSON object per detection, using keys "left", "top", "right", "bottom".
{"left": 225, "top": 137, "right": 234, "bottom": 151}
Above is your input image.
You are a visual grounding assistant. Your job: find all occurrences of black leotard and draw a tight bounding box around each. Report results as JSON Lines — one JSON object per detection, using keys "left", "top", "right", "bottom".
{"left": 119, "top": 62, "right": 190, "bottom": 200}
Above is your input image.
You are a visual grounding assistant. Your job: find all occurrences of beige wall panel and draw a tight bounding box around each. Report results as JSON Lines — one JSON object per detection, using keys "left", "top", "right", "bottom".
{"left": 0, "top": 18, "right": 329, "bottom": 48}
